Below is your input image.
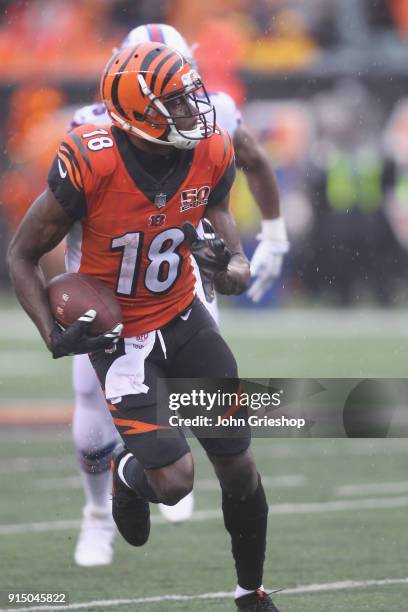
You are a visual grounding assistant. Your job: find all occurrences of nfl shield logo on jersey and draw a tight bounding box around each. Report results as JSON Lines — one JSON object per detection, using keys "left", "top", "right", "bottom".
{"left": 154, "top": 193, "right": 167, "bottom": 209}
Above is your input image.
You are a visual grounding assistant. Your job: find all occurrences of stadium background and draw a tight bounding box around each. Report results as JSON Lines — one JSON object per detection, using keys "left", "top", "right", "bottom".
{"left": 1, "top": 1, "right": 408, "bottom": 611}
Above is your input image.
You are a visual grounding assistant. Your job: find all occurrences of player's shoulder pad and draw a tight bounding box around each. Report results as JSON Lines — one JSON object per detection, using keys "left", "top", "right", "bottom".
{"left": 206, "top": 127, "right": 234, "bottom": 167}
{"left": 70, "top": 103, "right": 110, "bottom": 129}
{"left": 210, "top": 90, "right": 237, "bottom": 109}
{"left": 63, "top": 124, "right": 117, "bottom": 179}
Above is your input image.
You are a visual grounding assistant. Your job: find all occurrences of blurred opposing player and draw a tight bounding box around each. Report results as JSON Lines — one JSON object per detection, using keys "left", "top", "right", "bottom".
{"left": 69, "top": 23, "right": 288, "bottom": 567}
{"left": 9, "top": 41, "right": 280, "bottom": 611}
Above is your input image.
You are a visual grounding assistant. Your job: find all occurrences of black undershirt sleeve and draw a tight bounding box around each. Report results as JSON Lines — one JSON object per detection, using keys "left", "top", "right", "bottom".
{"left": 207, "top": 159, "right": 236, "bottom": 207}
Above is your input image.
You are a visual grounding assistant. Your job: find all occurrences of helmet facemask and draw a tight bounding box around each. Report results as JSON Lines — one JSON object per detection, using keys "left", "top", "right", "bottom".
{"left": 138, "top": 71, "right": 216, "bottom": 150}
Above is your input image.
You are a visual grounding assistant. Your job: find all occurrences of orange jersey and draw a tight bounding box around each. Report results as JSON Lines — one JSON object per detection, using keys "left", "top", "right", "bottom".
{"left": 48, "top": 125, "right": 235, "bottom": 335}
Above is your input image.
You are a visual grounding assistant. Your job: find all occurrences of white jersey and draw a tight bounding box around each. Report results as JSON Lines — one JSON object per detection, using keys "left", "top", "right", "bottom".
{"left": 70, "top": 102, "right": 109, "bottom": 129}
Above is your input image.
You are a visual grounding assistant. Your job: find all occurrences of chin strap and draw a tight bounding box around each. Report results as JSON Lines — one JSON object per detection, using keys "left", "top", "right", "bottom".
{"left": 167, "top": 126, "right": 202, "bottom": 149}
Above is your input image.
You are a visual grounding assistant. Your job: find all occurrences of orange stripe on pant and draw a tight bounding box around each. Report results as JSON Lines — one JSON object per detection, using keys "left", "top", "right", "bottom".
{"left": 113, "top": 417, "right": 171, "bottom": 435}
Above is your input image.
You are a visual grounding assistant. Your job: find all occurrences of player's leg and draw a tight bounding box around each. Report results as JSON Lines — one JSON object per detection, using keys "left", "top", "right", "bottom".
{"left": 72, "top": 353, "right": 119, "bottom": 566}
{"left": 207, "top": 449, "right": 274, "bottom": 611}
{"left": 167, "top": 300, "right": 277, "bottom": 611}
{"left": 155, "top": 253, "right": 219, "bottom": 523}
{"left": 89, "top": 337, "right": 194, "bottom": 546}
{"left": 111, "top": 444, "right": 193, "bottom": 546}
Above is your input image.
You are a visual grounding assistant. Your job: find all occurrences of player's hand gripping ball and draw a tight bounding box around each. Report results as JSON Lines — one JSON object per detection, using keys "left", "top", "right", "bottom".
{"left": 47, "top": 273, "right": 123, "bottom": 358}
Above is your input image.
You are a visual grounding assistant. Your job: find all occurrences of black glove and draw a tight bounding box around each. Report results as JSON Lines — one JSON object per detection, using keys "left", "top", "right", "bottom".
{"left": 183, "top": 219, "right": 231, "bottom": 272}
{"left": 183, "top": 219, "right": 231, "bottom": 302}
{"left": 50, "top": 309, "right": 123, "bottom": 359}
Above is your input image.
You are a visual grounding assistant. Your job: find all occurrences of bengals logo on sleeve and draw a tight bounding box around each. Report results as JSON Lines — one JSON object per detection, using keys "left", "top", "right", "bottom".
{"left": 48, "top": 137, "right": 87, "bottom": 220}
{"left": 56, "top": 141, "right": 84, "bottom": 191}
{"left": 48, "top": 126, "right": 117, "bottom": 220}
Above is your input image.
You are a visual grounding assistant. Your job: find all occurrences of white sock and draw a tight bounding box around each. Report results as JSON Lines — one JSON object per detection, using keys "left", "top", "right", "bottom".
{"left": 235, "top": 585, "right": 264, "bottom": 599}
{"left": 80, "top": 469, "right": 112, "bottom": 513}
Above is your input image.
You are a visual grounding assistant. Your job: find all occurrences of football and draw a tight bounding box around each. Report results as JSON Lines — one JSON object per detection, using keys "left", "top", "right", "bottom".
{"left": 47, "top": 272, "right": 122, "bottom": 335}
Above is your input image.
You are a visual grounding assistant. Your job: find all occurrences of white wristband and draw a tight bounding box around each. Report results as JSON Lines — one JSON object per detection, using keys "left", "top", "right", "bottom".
{"left": 257, "top": 217, "right": 288, "bottom": 242}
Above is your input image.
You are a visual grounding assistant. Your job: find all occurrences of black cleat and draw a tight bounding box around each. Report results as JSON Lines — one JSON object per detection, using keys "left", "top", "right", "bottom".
{"left": 235, "top": 589, "right": 281, "bottom": 612}
{"left": 111, "top": 451, "right": 150, "bottom": 546}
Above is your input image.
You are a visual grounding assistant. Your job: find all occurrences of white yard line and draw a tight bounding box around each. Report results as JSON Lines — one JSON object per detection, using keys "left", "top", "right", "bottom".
{"left": 266, "top": 496, "right": 408, "bottom": 514}
{"left": 2, "top": 495, "right": 408, "bottom": 536}
{"left": 0, "top": 520, "right": 81, "bottom": 535}
{"left": 336, "top": 481, "right": 408, "bottom": 496}
{"left": 282, "top": 577, "right": 408, "bottom": 594}
{"left": 2, "top": 577, "right": 408, "bottom": 611}
{"left": 34, "top": 474, "right": 306, "bottom": 491}
{"left": 3, "top": 439, "right": 408, "bottom": 475}
{"left": 0, "top": 457, "right": 75, "bottom": 474}
{"left": 254, "top": 439, "right": 408, "bottom": 458}
{"left": 220, "top": 309, "right": 408, "bottom": 339}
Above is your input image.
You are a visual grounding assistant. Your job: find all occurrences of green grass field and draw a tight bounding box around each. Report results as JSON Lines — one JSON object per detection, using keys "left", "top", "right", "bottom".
{"left": 1, "top": 434, "right": 408, "bottom": 611}
{"left": 1, "top": 301, "right": 408, "bottom": 611}
{"left": 2, "top": 303, "right": 408, "bottom": 401}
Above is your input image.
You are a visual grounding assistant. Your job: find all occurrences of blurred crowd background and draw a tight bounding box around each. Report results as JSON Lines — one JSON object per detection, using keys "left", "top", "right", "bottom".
{"left": 2, "top": 0, "right": 408, "bottom": 307}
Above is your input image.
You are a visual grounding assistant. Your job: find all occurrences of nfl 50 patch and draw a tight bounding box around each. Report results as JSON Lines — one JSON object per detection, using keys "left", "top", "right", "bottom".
{"left": 180, "top": 185, "right": 210, "bottom": 213}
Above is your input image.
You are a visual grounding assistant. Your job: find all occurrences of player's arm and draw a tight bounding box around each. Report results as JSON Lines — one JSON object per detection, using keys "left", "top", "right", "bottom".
{"left": 184, "top": 129, "right": 249, "bottom": 295}
{"left": 7, "top": 190, "right": 121, "bottom": 358}
{"left": 205, "top": 193, "right": 250, "bottom": 295}
{"left": 234, "top": 124, "right": 281, "bottom": 220}
{"left": 7, "top": 188, "right": 73, "bottom": 348}
{"left": 183, "top": 130, "right": 250, "bottom": 296}
{"left": 234, "top": 124, "right": 289, "bottom": 302}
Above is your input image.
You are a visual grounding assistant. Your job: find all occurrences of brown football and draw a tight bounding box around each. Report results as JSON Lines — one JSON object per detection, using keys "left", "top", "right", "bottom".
{"left": 47, "top": 273, "right": 122, "bottom": 335}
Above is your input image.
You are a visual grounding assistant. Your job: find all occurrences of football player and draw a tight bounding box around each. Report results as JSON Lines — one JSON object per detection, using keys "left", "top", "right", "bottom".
{"left": 8, "top": 42, "right": 280, "bottom": 612}
{"left": 72, "top": 23, "right": 288, "bottom": 309}
{"left": 68, "top": 23, "right": 288, "bottom": 567}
